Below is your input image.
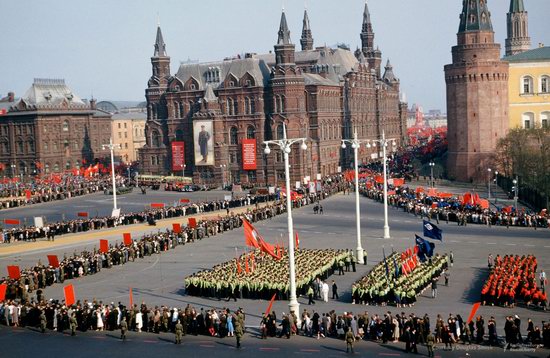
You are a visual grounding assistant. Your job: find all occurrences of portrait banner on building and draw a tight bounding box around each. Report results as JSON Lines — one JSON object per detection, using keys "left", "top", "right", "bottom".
{"left": 241, "top": 139, "right": 257, "bottom": 170}
{"left": 171, "top": 141, "right": 185, "bottom": 172}
{"left": 193, "top": 120, "right": 214, "bottom": 166}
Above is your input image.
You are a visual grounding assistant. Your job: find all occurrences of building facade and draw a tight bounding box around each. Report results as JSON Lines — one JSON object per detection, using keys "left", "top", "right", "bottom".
{"left": 139, "top": 3, "right": 408, "bottom": 186}
{"left": 505, "top": 46, "right": 550, "bottom": 129}
{"left": 445, "top": 0, "right": 509, "bottom": 182}
{"left": 0, "top": 79, "right": 112, "bottom": 176}
{"left": 111, "top": 112, "right": 147, "bottom": 163}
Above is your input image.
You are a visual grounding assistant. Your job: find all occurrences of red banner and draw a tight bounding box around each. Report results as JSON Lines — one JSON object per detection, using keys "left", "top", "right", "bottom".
{"left": 129, "top": 287, "right": 133, "bottom": 307}
{"left": 242, "top": 139, "right": 257, "bottom": 170}
{"left": 4, "top": 219, "right": 20, "bottom": 225}
{"left": 25, "top": 189, "right": 32, "bottom": 200}
{"left": 0, "top": 284, "right": 6, "bottom": 301}
{"left": 188, "top": 218, "right": 197, "bottom": 228}
{"left": 172, "top": 223, "right": 181, "bottom": 233}
{"left": 151, "top": 203, "right": 165, "bottom": 208}
{"left": 77, "top": 212, "right": 89, "bottom": 218}
{"left": 123, "top": 233, "right": 132, "bottom": 246}
{"left": 171, "top": 141, "right": 185, "bottom": 172}
{"left": 7, "top": 265, "right": 20, "bottom": 279}
{"left": 64, "top": 284, "right": 76, "bottom": 306}
{"left": 100, "top": 239, "right": 109, "bottom": 253}
{"left": 47, "top": 255, "right": 60, "bottom": 268}
{"left": 179, "top": 198, "right": 190, "bottom": 203}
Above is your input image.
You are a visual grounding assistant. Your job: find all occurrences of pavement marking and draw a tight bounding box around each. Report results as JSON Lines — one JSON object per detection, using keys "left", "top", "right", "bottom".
{"left": 313, "top": 232, "right": 323, "bottom": 234}
{"left": 487, "top": 242, "right": 497, "bottom": 245}
{"left": 260, "top": 347, "right": 280, "bottom": 351}
{"left": 379, "top": 354, "right": 401, "bottom": 357}
{"left": 90, "top": 336, "right": 106, "bottom": 339}
{"left": 505, "top": 243, "right": 517, "bottom": 246}
{"left": 300, "top": 349, "right": 321, "bottom": 352}
{"left": 524, "top": 244, "right": 535, "bottom": 247}
{"left": 143, "top": 340, "right": 158, "bottom": 343}
{"left": 448, "top": 240, "right": 458, "bottom": 243}
{"left": 470, "top": 241, "right": 479, "bottom": 244}
{"left": 199, "top": 344, "right": 215, "bottom": 348}
{"left": 545, "top": 246, "right": 550, "bottom": 248}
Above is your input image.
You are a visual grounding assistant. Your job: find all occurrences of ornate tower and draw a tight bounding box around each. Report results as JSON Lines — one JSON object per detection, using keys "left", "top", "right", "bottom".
{"left": 300, "top": 8, "right": 314, "bottom": 51}
{"left": 360, "top": 1, "right": 382, "bottom": 78}
{"left": 505, "top": 0, "right": 531, "bottom": 56}
{"left": 445, "top": 0, "right": 509, "bottom": 182}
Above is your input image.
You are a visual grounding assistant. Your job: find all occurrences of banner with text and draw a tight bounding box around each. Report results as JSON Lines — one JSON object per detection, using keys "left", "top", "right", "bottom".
{"left": 241, "top": 139, "right": 257, "bottom": 170}
{"left": 171, "top": 141, "right": 185, "bottom": 172}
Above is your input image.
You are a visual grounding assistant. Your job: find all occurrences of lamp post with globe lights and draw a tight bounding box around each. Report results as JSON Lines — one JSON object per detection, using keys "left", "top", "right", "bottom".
{"left": 263, "top": 123, "right": 307, "bottom": 318}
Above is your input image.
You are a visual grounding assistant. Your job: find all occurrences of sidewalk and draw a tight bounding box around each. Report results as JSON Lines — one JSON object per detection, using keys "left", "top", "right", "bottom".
{"left": 0, "top": 201, "right": 274, "bottom": 257}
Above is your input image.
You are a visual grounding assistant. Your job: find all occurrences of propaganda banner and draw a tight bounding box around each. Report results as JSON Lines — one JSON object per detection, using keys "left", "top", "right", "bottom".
{"left": 241, "top": 139, "right": 257, "bottom": 170}
{"left": 194, "top": 120, "right": 214, "bottom": 166}
{"left": 171, "top": 141, "right": 185, "bottom": 172}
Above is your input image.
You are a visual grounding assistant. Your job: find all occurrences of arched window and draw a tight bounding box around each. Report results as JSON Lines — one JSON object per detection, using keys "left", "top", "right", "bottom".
{"left": 522, "top": 112, "right": 534, "bottom": 129}
{"left": 230, "top": 126, "right": 239, "bottom": 145}
{"left": 244, "top": 97, "right": 251, "bottom": 115}
{"left": 522, "top": 76, "right": 534, "bottom": 94}
{"left": 276, "top": 124, "right": 284, "bottom": 140}
{"left": 63, "top": 120, "right": 69, "bottom": 132}
{"left": 44, "top": 163, "right": 50, "bottom": 174}
{"left": 540, "top": 76, "right": 550, "bottom": 94}
{"left": 541, "top": 112, "right": 550, "bottom": 129}
{"left": 65, "top": 161, "right": 71, "bottom": 170}
{"left": 246, "top": 125, "right": 255, "bottom": 139}
{"left": 17, "top": 138, "right": 24, "bottom": 153}
{"left": 75, "top": 160, "right": 81, "bottom": 169}
{"left": 27, "top": 139, "right": 35, "bottom": 153}
{"left": 226, "top": 98, "right": 234, "bottom": 115}
{"left": 19, "top": 161, "right": 26, "bottom": 175}
{"left": 63, "top": 139, "right": 69, "bottom": 148}
{"left": 53, "top": 162, "right": 60, "bottom": 172}
{"left": 151, "top": 130, "right": 161, "bottom": 147}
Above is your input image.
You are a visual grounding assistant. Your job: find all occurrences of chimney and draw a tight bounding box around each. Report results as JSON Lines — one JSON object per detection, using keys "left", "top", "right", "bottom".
{"left": 8, "top": 92, "right": 14, "bottom": 102}
{"left": 90, "top": 98, "right": 97, "bottom": 110}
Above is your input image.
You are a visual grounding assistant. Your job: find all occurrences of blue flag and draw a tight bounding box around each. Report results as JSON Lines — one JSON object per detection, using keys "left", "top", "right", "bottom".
{"left": 415, "top": 234, "right": 435, "bottom": 261}
{"left": 423, "top": 220, "right": 443, "bottom": 241}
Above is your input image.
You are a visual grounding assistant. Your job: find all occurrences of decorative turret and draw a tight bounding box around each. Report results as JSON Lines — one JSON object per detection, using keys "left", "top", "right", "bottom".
{"left": 382, "top": 59, "right": 398, "bottom": 84}
{"left": 150, "top": 24, "right": 171, "bottom": 87}
{"left": 359, "top": 1, "right": 382, "bottom": 79}
{"left": 274, "top": 10, "right": 296, "bottom": 66}
{"left": 505, "top": 0, "right": 531, "bottom": 56}
{"left": 300, "top": 8, "right": 314, "bottom": 51}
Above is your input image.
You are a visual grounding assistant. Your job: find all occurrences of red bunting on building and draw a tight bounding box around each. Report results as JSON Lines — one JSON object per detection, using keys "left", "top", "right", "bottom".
{"left": 4, "top": 219, "right": 20, "bottom": 225}
{"left": 151, "top": 203, "right": 165, "bottom": 208}
{"left": 47, "top": 255, "right": 60, "bottom": 268}
{"left": 77, "top": 212, "right": 89, "bottom": 218}
{"left": 100, "top": 239, "right": 109, "bottom": 253}
{"left": 64, "top": 284, "right": 76, "bottom": 306}
{"left": 171, "top": 141, "right": 185, "bottom": 172}
{"left": 179, "top": 198, "right": 190, "bottom": 203}
{"left": 7, "top": 265, "right": 20, "bottom": 279}
{"left": 172, "top": 223, "right": 181, "bottom": 233}
{"left": 123, "top": 233, "right": 132, "bottom": 246}
{"left": 241, "top": 139, "right": 257, "bottom": 170}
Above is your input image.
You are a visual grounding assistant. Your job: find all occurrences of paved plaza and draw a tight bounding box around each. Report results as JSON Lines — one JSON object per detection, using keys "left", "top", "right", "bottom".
{"left": 0, "top": 191, "right": 549, "bottom": 356}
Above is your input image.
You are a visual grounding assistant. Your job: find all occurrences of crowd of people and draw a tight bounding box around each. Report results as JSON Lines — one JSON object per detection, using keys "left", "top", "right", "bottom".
{"left": 351, "top": 251, "right": 449, "bottom": 306}
{"left": 0, "top": 175, "right": 118, "bottom": 211}
{"left": 1, "top": 297, "right": 549, "bottom": 351}
{"left": 481, "top": 255, "right": 547, "bottom": 310}
{"left": 184, "top": 249, "right": 350, "bottom": 300}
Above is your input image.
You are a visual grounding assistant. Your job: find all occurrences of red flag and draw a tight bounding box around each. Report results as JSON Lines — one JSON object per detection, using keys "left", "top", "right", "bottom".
{"left": 264, "top": 293, "right": 277, "bottom": 316}
{"left": 258, "top": 237, "right": 279, "bottom": 260}
{"left": 242, "top": 219, "right": 261, "bottom": 248}
{"left": 129, "top": 287, "right": 133, "bottom": 307}
{"left": 4, "top": 219, "right": 20, "bottom": 225}
{"left": 172, "top": 223, "right": 181, "bottom": 233}
{"left": 64, "top": 284, "right": 76, "bottom": 306}
{"left": 245, "top": 258, "right": 250, "bottom": 274}
{"left": 25, "top": 189, "right": 32, "bottom": 200}
{"left": 295, "top": 232, "right": 299, "bottom": 250}
{"left": 374, "top": 175, "right": 384, "bottom": 184}
{"left": 188, "top": 218, "right": 197, "bottom": 228}
{"left": 0, "top": 284, "right": 6, "bottom": 301}
{"left": 77, "top": 212, "right": 89, "bottom": 218}
{"left": 47, "top": 255, "right": 60, "bottom": 268}
{"left": 467, "top": 302, "right": 481, "bottom": 324}
{"left": 100, "top": 239, "right": 109, "bottom": 253}
{"left": 236, "top": 260, "right": 242, "bottom": 275}
{"left": 151, "top": 203, "right": 165, "bottom": 208}
{"left": 179, "top": 198, "right": 190, "bottom": 203}
{"left": 393, "top": 178, "right": 405, "bottom": 187}
{"left": 123, "top": 233, "right": 132, "bottom": 246}
{"left": 7, "top": 265, "right": 20, "bottom": 279}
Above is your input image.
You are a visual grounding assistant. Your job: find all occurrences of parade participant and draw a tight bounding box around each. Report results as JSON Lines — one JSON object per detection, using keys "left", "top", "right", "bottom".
{"left": 426, "top": 331, "right": 435, "bottom": 357}
{"left": 332, "top": 281, "right": 339, "bottom": 300}
{"left": 120, "top": 316, "right": 128, "bottom": 341}
{"left": 70, "top": 313, "right": 77, "bottom": 336}
{"left": 345, "top": 327, "right": 355, "bottom": 354}
{"left": 175, "top": 319, "right": 183, "bottom": 344}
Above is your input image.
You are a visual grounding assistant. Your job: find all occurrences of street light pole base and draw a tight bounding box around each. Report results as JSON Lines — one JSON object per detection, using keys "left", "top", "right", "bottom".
{"left": 356, "top": 247, "right": 364, "bottom": 264}
{"left": 383, "top": 226, "right": 390, "bottom": 239}
{"left": 288, "top": 299, "right": 300, "bottom": 326}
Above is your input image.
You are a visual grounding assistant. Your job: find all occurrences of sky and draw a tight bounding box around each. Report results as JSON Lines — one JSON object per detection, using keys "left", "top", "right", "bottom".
{"left": 1, "top": 0, "right": 549, "bottom": 111}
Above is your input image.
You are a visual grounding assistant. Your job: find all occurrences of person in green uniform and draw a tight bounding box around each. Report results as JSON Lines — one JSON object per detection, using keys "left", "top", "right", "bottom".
{"left": 426, "top": 331, "right": 435, "bottom": 357}
{"left": 175, "top": 320, "right": 183, "bottom": 344}
{"left": 69, "top": 313, "right": 77, "bottom": 336}
{"left": 40, "top": 311, "right": 47, "bottom": 333}
{"left": 120, "top": 317, "right": 128, "bottom": 341}
{"left": 234, "top": 312, "right": 244, "bottom": 349}
{"left": 345, "top": 327, "right": 355, "bottom": 353}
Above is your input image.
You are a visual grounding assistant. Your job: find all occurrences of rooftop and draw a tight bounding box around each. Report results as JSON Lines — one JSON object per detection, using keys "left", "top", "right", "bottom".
{"left": 504, "top": 46, "right": 550, "bottom": 62}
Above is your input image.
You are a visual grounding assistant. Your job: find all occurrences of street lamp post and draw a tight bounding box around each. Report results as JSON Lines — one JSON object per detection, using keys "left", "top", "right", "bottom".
{"left": 263, "top": 123, "right": 307, "bottom": 320}
{"left": 513, "top": 176, "right": 519, "bottom": 212}
{"left": 368, "top": 130, "right": 396, "bottom": 239}
{"left": 429, "top": 162, "right": 435, "bottom": 188}
{"left": 487, "top": 168, "right": 492, "bottom": 202}
{"left": 494, "top": 171, "right": 499, "bottom": 204}
{"left": 102, "top": 138, "right": 121, "bottom": 213}
{"left": 341, "top": 128, "right": 369, "bottom": 264}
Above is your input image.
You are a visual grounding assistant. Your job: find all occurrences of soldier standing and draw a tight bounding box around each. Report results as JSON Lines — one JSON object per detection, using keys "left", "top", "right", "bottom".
{"left": 175, "top": 319, "right": 183, "bottom": 344}
{"left": 345, "top": 327, "right": 355, "bottom": 353}
{"left": 120, "top": 317, "right": 128, "bottom": 341}
{"left": 234, "top": 312, "right": 244, "bottom": 349}
{"left": 69, "top": 313, "right": 77, "bottom": 336}
{"left": 426, "top": 331, "right": 435, "bottom": 357}
{"left": 40, "top": 310, "right": 47, "bottom": 333}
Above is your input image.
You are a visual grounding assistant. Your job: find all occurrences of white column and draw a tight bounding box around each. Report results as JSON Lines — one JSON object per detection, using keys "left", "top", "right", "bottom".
{"left": 353, "top": 130, "right": 364, "bottom": 264}
{"left": 110, "top": 138, "right": 118, "bottom": 210}
{"left": 382, "top": 131, "right": 390, "bottom": 239}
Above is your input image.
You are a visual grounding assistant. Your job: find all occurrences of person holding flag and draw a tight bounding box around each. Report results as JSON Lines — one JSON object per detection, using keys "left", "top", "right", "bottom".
{"left": 423, "top": 220, "right": 443, "bottom": 241}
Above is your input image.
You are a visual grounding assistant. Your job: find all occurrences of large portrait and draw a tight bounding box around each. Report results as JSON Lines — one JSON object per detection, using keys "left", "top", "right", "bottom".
{"left": 193, "top": 120, "right": 214, "bottom": 166}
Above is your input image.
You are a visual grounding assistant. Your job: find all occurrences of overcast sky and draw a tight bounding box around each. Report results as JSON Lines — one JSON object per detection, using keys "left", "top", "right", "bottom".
{"left": 1, "top": 0, "right": 549, "bottom": 111}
